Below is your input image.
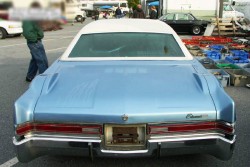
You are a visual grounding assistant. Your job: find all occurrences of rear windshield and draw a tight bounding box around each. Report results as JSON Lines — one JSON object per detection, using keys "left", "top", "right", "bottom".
{"left": 68, "top": 33, "right": 185, "bottom": 58}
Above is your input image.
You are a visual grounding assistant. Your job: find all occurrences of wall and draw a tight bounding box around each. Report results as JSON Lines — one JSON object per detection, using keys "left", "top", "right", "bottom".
{"left": 162, "top": 0, "right": 219, "bottom": 20}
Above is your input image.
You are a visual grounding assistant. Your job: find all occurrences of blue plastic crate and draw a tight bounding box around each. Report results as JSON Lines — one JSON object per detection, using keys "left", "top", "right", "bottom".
{"left": 204, "top": 50, "right": 221, "bottom": 60}
{"left": 209, "top": 45, "right": 225, "bottom": 51}
{"left": 225, "top": 56, "right": 250, "bottom": 64}
{"left": 230, "top": 50, "right": 249, "bottom": 60}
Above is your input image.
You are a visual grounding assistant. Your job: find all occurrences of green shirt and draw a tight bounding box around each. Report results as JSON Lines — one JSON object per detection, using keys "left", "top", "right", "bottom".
{"left": 22, "top": 21, "right": 44, "bottom": 43}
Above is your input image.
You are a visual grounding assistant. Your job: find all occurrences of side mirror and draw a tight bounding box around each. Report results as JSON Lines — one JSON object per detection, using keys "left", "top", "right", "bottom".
{"left": 232, "top": 1, "right": 235, "bottom": 6}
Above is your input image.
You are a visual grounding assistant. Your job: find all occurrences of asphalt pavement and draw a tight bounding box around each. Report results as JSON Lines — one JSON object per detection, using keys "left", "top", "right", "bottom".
{"left": 0, "top": 18, "right": 249, "bottom": 167}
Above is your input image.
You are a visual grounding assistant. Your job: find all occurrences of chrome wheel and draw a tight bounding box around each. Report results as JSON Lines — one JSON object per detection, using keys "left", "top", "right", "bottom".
{"left": 76, "top": 16, "right": 83, "bottom": 22}
{"left": 192, "top": 26, "right": 201, "bottom": 35}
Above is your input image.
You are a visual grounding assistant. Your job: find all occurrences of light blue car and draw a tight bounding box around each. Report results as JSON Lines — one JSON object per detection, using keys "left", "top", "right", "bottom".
{"left": 13, "top": 19, "right": 236, "bottom": 163}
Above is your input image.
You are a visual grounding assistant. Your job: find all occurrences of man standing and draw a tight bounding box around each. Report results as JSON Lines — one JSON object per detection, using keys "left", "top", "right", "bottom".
{"left": 115, "top": 6, "right": 122, "bottom": 19}
{"left": 129, "top": 7, "right": 133, "bottom": 18}
{"left": 94, "top": 9, "right": 99, "bottom": 21}
{"left": 133, "top": 4, "right": 145, "bottom": 19}
{"left": 22, "top": 2, "right": 48, "bottom": 82}
{"left": 149, "top": 6, "right": 157, "bottom": 19}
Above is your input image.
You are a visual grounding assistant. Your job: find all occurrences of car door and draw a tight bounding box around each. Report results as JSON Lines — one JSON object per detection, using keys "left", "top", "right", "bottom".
{"left": 174, "top": 13, "right": 195, "bottom": 33}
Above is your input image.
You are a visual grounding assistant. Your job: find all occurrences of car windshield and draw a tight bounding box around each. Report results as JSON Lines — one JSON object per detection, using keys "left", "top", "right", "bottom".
{"left": 68, "top": 33, "right": 185, "bottom": 58}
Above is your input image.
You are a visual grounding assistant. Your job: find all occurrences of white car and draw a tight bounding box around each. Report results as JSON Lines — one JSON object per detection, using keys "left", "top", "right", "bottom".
{"left": 0, "top": 19, "right": 23, "bottom": 39}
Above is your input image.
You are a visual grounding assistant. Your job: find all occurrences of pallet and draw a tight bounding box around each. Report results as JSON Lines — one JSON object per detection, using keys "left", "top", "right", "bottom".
{"left": 210, "top": 18, "right": 245, "bottom": 36}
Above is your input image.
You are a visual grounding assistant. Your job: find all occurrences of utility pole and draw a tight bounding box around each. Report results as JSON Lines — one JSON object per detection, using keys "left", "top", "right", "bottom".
{"left": 219, "top": 0, "right": 224, "bottom": 18}
{"left": 159, "top": 0, "right": 163, "bottom": 18}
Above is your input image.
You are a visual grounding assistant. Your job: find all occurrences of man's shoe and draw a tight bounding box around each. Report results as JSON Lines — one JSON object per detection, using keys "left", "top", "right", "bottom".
{"left": 26, "top": 77, "right": 33, "bottom": 82}
{"left": 246, "top": 84, "right": 250, "bottom": 88}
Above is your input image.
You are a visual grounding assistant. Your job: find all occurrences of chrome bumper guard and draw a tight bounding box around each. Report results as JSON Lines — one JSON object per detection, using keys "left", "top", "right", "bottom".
{"left": 13, "top": 133, "right": 236, "bottom": 163}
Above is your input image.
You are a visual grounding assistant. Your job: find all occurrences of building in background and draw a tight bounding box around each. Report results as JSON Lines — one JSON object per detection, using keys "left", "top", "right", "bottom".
{"left": 80, "top": 0, "right": 129, "bottom": 14}
{"left": 141, "top": 0, "right": 245, "bottom": 20}
{"left": 1, "top": 0, "right": 86, "bottom": 22}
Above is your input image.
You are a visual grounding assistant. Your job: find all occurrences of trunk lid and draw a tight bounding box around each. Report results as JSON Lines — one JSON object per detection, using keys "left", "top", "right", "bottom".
{"left": 34, "top": 62, "right": 216, "bottom": 124}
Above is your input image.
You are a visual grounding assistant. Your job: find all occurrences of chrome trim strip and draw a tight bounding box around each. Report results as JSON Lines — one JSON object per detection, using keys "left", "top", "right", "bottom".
{"left": 61, "top": 57, "right": 193, "bottom": 61}
{"left": 101, "top": 150, "right": 149, "bottom": 154}
{"left": 149, "top": 135, "right": 236, "bottom": 144}
{"left": 149, "top": 132, "right": 224, "bottom": 139}
{"left": 13, "top": 133, "right": 236, "bottom": 147}
{"left": 13, "top": 136, "right": 101, "bottom": 146}
{"left": 25, "top": 134, "right": 101, "bottom": 139}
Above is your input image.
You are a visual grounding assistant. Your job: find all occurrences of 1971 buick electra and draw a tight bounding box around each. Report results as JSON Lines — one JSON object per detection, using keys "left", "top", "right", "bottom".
{"left": 13, "top": 19, "right": 236, "bottom": 163}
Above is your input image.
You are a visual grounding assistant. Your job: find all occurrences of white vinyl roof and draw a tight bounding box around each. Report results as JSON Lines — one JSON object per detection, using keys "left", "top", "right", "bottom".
{"left": 79, "top": 19, "right": 176, "bottom": 34}
{"left": 60, "top": 19, "right": 193, "bottom": 61}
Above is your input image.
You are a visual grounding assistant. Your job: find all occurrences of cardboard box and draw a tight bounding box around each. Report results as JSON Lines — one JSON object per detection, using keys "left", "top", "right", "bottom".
{"left": 225, "top": 69, "right": 250, "bottom": 86}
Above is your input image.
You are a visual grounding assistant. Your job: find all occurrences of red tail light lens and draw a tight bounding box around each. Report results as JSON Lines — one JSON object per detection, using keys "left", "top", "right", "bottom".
{"left": 148, "top": 122, "right": 234, "bottom": 135}
{"left": 16, "top": 123, "right": 103, "bottom": 136}
{"left": 0, "top": 13, "right": 9, "bottom": 20}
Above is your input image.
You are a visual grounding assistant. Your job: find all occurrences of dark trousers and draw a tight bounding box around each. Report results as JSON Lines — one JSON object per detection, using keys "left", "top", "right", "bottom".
{"left": 27, "top": 41, "right": 48, "bottom": 79}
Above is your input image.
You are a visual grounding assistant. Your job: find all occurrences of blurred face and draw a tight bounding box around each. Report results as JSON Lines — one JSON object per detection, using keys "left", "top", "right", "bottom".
{"left": 137, "top": 5, "right": 142, "bottom": 9}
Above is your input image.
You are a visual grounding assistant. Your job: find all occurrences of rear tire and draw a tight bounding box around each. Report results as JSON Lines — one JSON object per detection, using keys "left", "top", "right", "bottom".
{"left": 191, "top": 26, "right": 201, "bottom": 35}
{"left": 0, "top": 28, "right": 7, "bottom": 39}
{"left": 75, "top": 15, "right": 83, "bottom": 22}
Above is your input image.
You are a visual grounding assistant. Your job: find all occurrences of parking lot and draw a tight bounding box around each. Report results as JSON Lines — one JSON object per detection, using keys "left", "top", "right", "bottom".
{"left": 0, "top": 19, "right": 249, "bottom": 167}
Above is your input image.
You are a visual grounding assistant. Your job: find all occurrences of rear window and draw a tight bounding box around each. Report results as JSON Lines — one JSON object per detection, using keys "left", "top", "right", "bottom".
{"left": 68, "top": 33, "right": 185, "bottom": 58}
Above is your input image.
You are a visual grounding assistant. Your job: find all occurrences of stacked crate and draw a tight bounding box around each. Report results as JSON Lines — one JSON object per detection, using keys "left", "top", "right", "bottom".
{"left": 198, "top": 58, "right": 230, "bottom": 87}
{"left": 183, "top": 36, "right": 250, "bottom": 87}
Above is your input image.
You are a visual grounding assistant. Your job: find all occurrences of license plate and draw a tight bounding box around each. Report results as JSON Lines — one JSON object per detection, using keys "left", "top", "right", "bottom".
{"left": 113, "top": 127, "right": 138, "bottom": 144}
{"left": 105, "top": 125, "right": 146, "bottom": 146}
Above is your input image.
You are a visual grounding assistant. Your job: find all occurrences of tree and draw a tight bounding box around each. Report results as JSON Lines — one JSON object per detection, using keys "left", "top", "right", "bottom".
{"left": 127, "top": 0, "right": 140, "bottom": 9}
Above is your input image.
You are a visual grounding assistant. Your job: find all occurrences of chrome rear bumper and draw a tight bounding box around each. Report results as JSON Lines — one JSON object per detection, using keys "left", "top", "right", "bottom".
{"left": 13, "top": 132, "right": 235, "bottom": 163}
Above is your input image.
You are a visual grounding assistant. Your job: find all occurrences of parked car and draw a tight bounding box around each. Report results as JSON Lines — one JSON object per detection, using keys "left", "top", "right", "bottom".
{"left": 13, "top": 19, "right": 236, "bottom": 163}
{"left": 0, "top": 19, "right": 22, "bottom": 39}
{"left": 0, "top": 0, "right": 13, "bottom": 20}
{"left": 64, "top": 2, "right": 86, "bottom": 23}
{"left": 159, "top": 13, "right": 210, "bottom": 35}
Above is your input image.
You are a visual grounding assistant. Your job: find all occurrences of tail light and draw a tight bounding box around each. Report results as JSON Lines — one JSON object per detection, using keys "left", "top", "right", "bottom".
{"left": 148, "top": 122, "right": 234, "bottom": 135}
{"left": 0, "top": 13, "right": 9, "bottom": 20}
{"left": 16, "top": 123, "right": 103, "bottom": 136}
